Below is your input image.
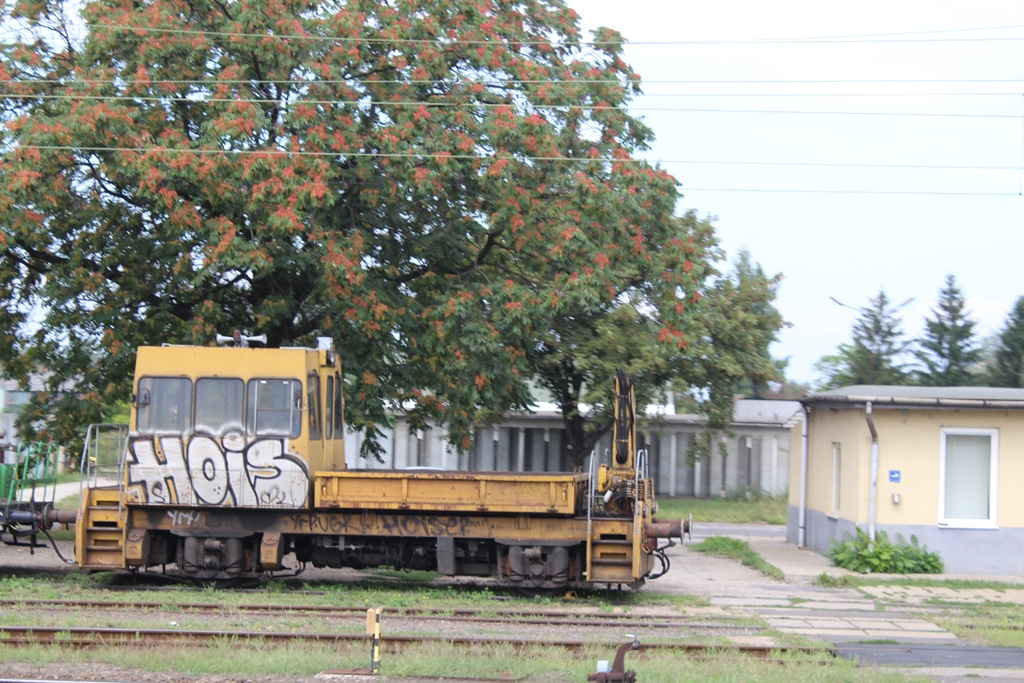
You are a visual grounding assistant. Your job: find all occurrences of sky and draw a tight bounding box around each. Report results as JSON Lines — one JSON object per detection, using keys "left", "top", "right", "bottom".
{"left": 572, "top": 0, "right": 1024, "bottom": 386}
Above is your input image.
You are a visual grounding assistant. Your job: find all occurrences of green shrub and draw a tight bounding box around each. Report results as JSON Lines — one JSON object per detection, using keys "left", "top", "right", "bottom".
{"left": 829, "top": 528, "right": 943, "bottom": 574}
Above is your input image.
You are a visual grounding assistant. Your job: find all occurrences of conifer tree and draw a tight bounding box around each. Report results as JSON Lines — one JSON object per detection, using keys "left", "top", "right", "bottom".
{"left": 989, "top": 296, "right": 1024, "bottom": 388}
{"left": 914, "top": 275, "right": 981, "bottom": 386}
{"left": 816, "top": 290, "right": 910, "bottom": 389}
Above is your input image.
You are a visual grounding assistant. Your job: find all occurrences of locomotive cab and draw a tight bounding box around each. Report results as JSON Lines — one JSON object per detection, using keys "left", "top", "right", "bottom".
{"left": 78, "top": 337, "right": 345, "bottom": 582}
{"left": 124, "top": 336, "right": 345, "bottom": 509}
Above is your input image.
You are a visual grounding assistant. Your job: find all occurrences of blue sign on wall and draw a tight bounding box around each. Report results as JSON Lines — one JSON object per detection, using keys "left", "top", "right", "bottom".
{"left": 889, "top": 470, "right": 901, "bottom": 483}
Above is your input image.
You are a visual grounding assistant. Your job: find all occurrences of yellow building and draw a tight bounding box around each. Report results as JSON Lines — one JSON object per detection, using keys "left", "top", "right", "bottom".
{"left": 790, "top": 386, "right": 1024, "bottom": 575}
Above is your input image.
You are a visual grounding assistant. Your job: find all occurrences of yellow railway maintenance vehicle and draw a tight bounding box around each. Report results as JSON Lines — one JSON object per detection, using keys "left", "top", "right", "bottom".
{"left": 76, "top": 335, "right": 687, "bottom": 589}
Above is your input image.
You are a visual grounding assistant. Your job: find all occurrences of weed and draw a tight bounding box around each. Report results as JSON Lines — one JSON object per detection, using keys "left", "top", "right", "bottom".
{"left": 691, "top": 536, "right": 785, "bottom": 580}
{"left": 814, "top": 573, "right": 856, "bottom": 588}
{"left": 830, "top": 529, "right": 943, "bottom": 574}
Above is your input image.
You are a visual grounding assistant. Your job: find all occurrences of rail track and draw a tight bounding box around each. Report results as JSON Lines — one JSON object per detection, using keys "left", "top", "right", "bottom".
{"left": 0, "top": 624, "right": 832, "bottom": 660}
{"left": 0, "top": 598, "right": 755, "bottom": 632}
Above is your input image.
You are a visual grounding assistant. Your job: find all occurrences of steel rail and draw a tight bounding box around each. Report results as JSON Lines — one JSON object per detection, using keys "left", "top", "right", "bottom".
{"left": 0, "top": 599, "right": 755, "bottom": 630}
{"left": 0, "top": 626, "right": 831, "bottom": 658}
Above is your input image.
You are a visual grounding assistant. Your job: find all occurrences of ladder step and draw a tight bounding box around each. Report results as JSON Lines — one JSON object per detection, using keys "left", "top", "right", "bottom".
{"left": 592, "top": 559, "right": 632, "bottom": 566}
{"left": 588, "top": 567, "right": 634, "bottom": 581}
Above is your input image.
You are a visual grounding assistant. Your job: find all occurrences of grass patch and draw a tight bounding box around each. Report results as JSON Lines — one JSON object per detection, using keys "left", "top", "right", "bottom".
{"left": 0, "top": 570, "right": 936, "bottom": 681}
{"left": 657, "top": 495, "right": 787, "bottom": 525}
{"left": 814, "top": 573, "right": 857, "bottom": 589}
{"left": 691, "top": 536, "right": 784, "bottom": 580}
{"left": 936, "top": 602, "right": 1024, "bottom": 648}
{"left": 0, "top": 572, "right": 705, "bottom": 611}
{"left": 0, "top": 640, "right": 914, "bottom": 682}
{"left": 813, "top": 574, "right": 1023, "bottom": 591}
{"left": 55, "top": 491, "right": 81, "bottom": 510}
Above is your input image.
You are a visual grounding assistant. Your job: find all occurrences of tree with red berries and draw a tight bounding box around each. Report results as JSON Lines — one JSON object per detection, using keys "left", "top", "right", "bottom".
{"left": 0, "top": 0, "right": 779, "bottom": 459}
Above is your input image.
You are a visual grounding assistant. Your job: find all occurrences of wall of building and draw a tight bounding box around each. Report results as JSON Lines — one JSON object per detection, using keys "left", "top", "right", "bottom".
{"left": 800, "top": 407, "right": 868, "bottom": 524}
{"left": 342, "top": 407, "right": 800, "bottom": 498}
{"left": 792, "top": 404, "right": 1024, "bottom": 575}
{"left": 867, "top": 407, "right": 1024, "bottom": 528}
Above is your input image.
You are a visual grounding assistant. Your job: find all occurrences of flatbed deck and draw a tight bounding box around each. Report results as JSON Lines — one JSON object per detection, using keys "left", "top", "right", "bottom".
{"left": 315, "top": 470, "right": 587, "bottom": 514}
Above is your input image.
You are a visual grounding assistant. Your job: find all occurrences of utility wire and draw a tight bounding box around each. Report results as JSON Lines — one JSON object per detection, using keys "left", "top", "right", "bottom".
{"left": 79, "top": 22, "right": 1024, "bottom": 46}
{"left": 682, "top": 188, "right": 1018, "bottom": 196}
{"left": 5, "top": 81, "right": 1024, "bottom": 97}
{"left": 7, "top": 78, "right": 1024, "bottom": 87}
{"left": 4, "top": 145, "right": 657, "bottom": 161}
{"left": 6, "top": 145, "right": 1017, "bottom": 196}
{"left": 671, "top": 160, "right": 1018, "bottom": 171}
{"left": 1, "top": 93, "right": 1017, "bottom": 118}
{"left": 7, "top": 144, "right": 1020, "bottom": 173}
{"left": 746, "top": 22, "right": 1024, "bottom": 42}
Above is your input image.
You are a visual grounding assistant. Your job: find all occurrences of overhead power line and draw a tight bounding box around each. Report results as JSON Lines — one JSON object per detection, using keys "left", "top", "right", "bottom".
{"left": 7, "top": 145, "right": 1019, "bottom": 197}
{"left": 754, "top": 22, "right": 1024, "bottom": 41}
{"left": 7, "top": 78, "right": 1024, "bottom": 87}
{"left": 671, "top": 160, "right": 1018, "bottom": 171}
{"left": 3, "top": 80, "right": 1022, "bottom": 98}
{"left": 5, "top": 144, "right": 651, "bottom": 162}
{"left": 7, "top": 144, "right": 1020, "bottom": 173}
{"left": 1, "top": 93, "right": 1016, "bottom": 118}
{"left": 79, "top": 22, "right": 1024, "bottom": 46}
{"left": 683, "top": 188, "right": 1019, "bottom": 196}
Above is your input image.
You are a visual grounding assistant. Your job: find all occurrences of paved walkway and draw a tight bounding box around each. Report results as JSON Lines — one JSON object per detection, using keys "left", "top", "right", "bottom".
{"left": 687, "top": 524, "right": 1024, "bottom": 681}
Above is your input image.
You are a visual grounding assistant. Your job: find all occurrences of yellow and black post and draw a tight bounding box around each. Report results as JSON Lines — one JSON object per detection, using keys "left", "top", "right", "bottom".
{"left": 366, "top": 607, "right": 382, "bottom": 674}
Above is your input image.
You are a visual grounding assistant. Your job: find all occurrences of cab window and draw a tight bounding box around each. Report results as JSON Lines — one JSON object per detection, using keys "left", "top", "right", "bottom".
{"left": 325, "top": 375, "right": 335, "bottom": 439}
{"left": 195, "top": 378, "right": 244, "bottom": 435}
{"left": 307, "top": 374, "right": 322, "bottom": 440}
{"left": 247, "top": 379, "right": 301, "bottom": 438}
{"left": 332, "top": 373, "right": 344, "bottom": 439}
{"left": 137, "top": 377, "right": 192, "bottom": 434}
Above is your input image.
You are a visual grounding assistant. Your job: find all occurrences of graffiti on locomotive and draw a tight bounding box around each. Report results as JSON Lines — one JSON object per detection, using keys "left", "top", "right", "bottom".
{"left": 124, "top": 373, "right": 310, "bottom": 508}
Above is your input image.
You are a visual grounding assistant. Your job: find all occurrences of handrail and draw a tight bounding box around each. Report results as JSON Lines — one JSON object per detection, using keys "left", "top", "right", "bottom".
{"left": 586, "top": 449, "right": 596, "bottom": 582}
{"left": 80, "top": 423, "right": 128, "bottom": 495}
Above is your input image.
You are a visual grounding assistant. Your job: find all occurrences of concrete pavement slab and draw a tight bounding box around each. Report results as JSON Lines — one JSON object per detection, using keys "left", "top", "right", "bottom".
{"left": 709, "top": 597, "right": 792, "bottom": 607}
{"left": 836, "top": 643, "right": 1024, "bottom": 668}
{"left": 862, "top": 629, "right": 958, "bottom": 641}
{"left": 795, "top": 600, "right": 879, "bottom": 611}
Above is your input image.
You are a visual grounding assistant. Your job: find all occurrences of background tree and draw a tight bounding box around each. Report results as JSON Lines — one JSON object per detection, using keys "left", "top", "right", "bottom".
{"left": 530, "top": 216, "right": 784, "bottom": 468}
{"left": 681, "top": 247, "right": 785, "bottom": 462}
{"left": 728, "top": 249, "right": 788, "bottom": 400}
{"left": 0, "top": 0, "right": 707, "bottom": 455}
{"left": 988, "top": 296, "right": 1024, "bottom": 388}
{"left": 815, "top": 290, "right": 910, "bottom": 389}
{"left": 913, "top": 274, "right": 980, "bottom": 386}
{"left": 531, "top": 211, "right": 715, "bottom": 466}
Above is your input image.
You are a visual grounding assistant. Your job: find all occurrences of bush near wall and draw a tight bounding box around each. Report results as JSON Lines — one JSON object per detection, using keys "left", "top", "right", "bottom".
{"left": 830, "top": 529, "right": 944, "bottom": 574}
